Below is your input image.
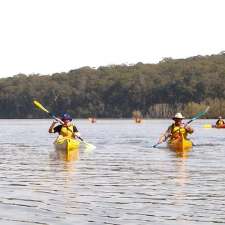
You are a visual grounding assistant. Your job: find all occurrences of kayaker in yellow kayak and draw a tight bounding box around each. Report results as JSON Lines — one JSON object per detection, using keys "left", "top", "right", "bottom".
{"left": 159, "top": 112, "right": 194, "bottom": 143}
{"left": 216, "top": 116, "right": 225, "bottom": 127}
{"left": 48, "top": 113, "right": 80, "bottom": 139}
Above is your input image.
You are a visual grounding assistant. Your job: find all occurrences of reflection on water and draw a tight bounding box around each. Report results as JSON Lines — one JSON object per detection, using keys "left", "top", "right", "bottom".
{"left": 175, "top": 159, "right": 189, "bottom": 187}
{"left": 53, "top": 149, "right": 79, "bottom": 162}
{"left": 0, "top": 119, "right": 224, "bottom": 224}
{"left": 172, "top": 148, "right": 192, "bottom": 159}
{"left": 174, "top": 159, "right": 189, "bottom": 210}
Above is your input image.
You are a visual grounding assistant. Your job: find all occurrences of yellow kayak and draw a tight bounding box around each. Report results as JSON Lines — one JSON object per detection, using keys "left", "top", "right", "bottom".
{"left": 54, "top": 136, "right": 80, "bottom": 152}
{"left": 167, "top": 136, "right": 193, "bottom": 152}
{"left": 54, "top": 136, "right": 80, "bottom": 161}
{"left": 203, "top": 124, "right": 225, "bottom": 129}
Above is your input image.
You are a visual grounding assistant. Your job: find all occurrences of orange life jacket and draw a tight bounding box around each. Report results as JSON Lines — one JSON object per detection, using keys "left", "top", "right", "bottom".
{"left": 169, "top": 123, "right": 188, "bottom": 140}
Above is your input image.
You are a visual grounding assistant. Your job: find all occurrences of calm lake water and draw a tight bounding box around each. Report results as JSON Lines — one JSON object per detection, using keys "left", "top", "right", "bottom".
{"left": 0, "top": 119, "right": 224, "bottom": 225}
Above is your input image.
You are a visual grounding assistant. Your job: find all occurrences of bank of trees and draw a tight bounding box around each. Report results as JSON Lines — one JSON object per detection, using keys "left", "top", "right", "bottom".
{"left": 0, "top": 53, "right": 225, "bottom": 118}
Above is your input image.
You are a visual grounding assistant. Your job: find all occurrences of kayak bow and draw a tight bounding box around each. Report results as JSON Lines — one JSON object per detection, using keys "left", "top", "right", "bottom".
{"left": 54, "top": 136, "right": 80, "bottom": 161}
{"left": 54, "top": 136, "right": 80, "bottom": 152}
{"left": 167, "top": 136, "right": 193, "bottom": 151}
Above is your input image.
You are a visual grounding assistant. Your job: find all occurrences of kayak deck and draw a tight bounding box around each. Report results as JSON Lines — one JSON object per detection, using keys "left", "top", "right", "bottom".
{"left": 54, "top": 137, "right": 80, "bottom": 161}
{"left": 167, "top": 137, "right": 193, "bottom": 152}
{"left": 204, "top": 124, "right": 225, "bottom": 128}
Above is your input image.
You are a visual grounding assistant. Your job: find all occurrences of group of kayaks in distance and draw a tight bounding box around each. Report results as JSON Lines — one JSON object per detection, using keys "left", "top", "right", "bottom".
{"left": 203, "top": 116, "right": 225, "bottom": 128}
{"left": 33, "top": 101, "right": 224, "bottom": 160}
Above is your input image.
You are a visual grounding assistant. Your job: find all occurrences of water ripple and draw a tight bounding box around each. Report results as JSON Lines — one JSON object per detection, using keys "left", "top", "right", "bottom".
{"left": 0, "top": 119, "right": 224, "bottom": 224}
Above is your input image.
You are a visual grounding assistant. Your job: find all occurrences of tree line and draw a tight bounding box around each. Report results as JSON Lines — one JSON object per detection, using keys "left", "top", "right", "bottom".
{"left": 1, "top": 52, "right": 225, "bottom": 119}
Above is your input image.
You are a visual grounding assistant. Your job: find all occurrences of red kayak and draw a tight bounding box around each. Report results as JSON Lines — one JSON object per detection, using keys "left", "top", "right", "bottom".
{"left": 214, "top": 124, "right": 225, "bottom": 128}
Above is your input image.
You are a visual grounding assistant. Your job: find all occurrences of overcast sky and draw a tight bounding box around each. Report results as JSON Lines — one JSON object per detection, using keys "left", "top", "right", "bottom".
{"left": 0, "top": 0, "right": 224, "bottom": 77}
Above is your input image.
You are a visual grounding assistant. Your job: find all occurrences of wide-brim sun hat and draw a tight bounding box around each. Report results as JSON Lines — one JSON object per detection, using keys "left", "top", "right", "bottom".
{"left": 172, "top": 112, "right": 185, "bottom": 120}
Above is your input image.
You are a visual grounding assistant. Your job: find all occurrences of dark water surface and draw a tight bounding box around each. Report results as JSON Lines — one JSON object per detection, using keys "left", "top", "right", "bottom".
{"left": 0, "top": 119, "right": 224, "bottom": 225}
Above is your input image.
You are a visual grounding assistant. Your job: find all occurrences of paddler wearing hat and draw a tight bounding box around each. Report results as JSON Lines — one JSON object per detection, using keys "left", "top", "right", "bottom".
{"left": 48, "top": 113, "right": 80, "bottom": 139}
{"left": 216, "top": 116, "right": 225, "bottom": 127}
{"left": 159, "top": 112, "right": 194, "bottom": 143}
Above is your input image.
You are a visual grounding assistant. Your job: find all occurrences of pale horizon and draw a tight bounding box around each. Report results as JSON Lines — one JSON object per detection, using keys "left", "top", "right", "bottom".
{"left": 0, "top": 0, "right": 225, "bottom": 77}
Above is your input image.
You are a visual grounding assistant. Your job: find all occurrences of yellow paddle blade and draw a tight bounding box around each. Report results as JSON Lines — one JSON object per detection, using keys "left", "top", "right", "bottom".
{"left": 83, "top": 142, "right": 96, "bottom": 152}
{"left": 203, "top": 124, "right": 212, "bottom": 128}
{"left": 33, "top": 100, "right": 49, "bottom": 114}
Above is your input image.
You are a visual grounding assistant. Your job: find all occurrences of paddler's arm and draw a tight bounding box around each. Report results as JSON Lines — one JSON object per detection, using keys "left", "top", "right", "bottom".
{"left": 158, "top": 126, "right": 172, "bottom": 144}
{"left": 73, "top": 125, "right": 81, "bottom": 139}
{"left": 48, "top": 121, "right": 58, "bottom": 133}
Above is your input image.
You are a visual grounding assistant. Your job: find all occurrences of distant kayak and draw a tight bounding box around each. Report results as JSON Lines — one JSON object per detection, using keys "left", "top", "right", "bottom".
{"left": 203, "top": 124, "right": 225, "bottom": 129}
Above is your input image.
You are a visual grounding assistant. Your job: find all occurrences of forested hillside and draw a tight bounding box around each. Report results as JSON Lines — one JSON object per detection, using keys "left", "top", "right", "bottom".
{"left": 1, "top": 53, "right": 225, "bottom": 118}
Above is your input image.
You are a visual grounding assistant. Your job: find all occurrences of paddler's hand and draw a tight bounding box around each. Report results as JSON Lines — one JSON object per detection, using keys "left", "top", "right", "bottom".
{"left": 49, "top": 121, "right": 57, "bottom": 133}
{"left": 186, "top": 126, "right": 194, "bottom": 133}
{"left": 75, "top": 132, "right": 84, "bottom": 141}
{"left": 52, "top": 120, "right": 58, "bottom": 124}
{"left": 160, "top": 132, "right": 170, "bottom": 142}
{"left": 75, "top": 132, "right": 81, "bottom": 138}
{"left": 158, "top": 136, "right": 165, "bottom": 143}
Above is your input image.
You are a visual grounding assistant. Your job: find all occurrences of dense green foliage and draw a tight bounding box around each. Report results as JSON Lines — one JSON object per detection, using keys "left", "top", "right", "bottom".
{"left": 1, "top": 53, "right": 225, "bottom": 118}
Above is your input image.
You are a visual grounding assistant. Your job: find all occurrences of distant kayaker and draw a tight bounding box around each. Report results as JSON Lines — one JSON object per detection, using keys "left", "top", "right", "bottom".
{"left": 48, "top": 113, "right": 80, "bottom": 139}
{"left": 216, "top": 116, "right": 225, "bottom": 127}
{"left": 88, "top": 117, "right": 96, "bottom": 123}
{"left": 159, "top": 112, "right": 194, "bottom": 143}
{"left": 135, "top": 117, "right": 142, "bottom": 123}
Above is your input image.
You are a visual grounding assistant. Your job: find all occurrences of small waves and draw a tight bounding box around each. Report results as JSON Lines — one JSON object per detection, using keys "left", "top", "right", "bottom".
{"left": 0, "top": 119, "right": 224, "bottom": 224}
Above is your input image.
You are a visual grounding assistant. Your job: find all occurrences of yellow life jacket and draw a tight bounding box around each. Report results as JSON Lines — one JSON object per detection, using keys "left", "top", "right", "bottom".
{"left": 59, "top": 124, "right": 75, "bottom": 138}
{"left": 170, "top": 123, "right": 187, "bottom": 140}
